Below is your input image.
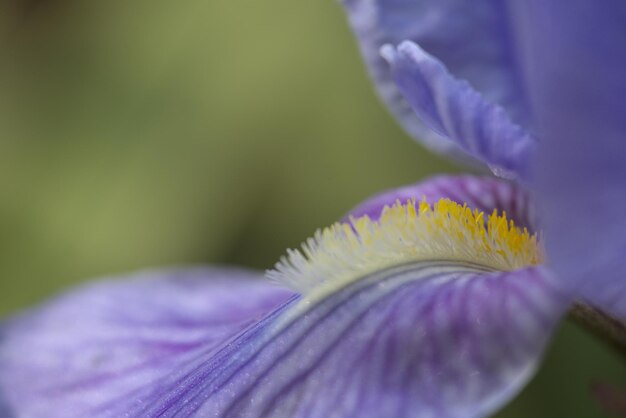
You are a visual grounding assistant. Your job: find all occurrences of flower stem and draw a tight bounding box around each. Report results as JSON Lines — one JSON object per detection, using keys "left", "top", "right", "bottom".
{"left": 568, "top": 301, "right": 626, "bottom": 358}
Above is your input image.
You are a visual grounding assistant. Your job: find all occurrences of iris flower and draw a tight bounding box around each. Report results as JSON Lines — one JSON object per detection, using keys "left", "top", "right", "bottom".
{"left": 1, "top": 1, "right": 625, "bottom": 417}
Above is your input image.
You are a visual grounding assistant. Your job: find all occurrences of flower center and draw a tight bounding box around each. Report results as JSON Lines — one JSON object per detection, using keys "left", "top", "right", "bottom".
{"left": 268, "top": 198, "right": 542, "bottom": 294}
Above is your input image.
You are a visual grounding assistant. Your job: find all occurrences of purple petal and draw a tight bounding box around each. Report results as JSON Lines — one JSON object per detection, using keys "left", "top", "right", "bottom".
{"left": 165, "top": 263, "right": 567, "bottom": 418}
{"left": 340, "top": 0, "right": 530, "bottom": 164}
{"left": 347, "top": 174, "right": 536, "bottom": 229}
{"left": 511, "top": 2, "right": 626, "bottom": 317}
{"left": 383, "top": 42, "right": 536, "bottom": 180}
{"left": 3, "top": 262, "right": 566, "bottom": 417}
{"left": 0, "top": 267, "right": 294, "bottom": 418}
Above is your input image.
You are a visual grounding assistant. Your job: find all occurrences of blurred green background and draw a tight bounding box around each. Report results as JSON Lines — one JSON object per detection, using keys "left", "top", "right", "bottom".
{"left": 0, "top": 1, "right": 624, "bottom": 417}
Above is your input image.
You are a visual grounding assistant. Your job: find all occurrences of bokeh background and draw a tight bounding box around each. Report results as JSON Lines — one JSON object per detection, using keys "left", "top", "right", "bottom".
{"left": 0, "top": 1, "right": 624, "bottom": 416}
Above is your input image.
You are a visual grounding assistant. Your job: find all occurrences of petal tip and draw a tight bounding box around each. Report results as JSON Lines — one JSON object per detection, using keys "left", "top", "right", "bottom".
{"left": 379, "top": 43, "right": 396, "bottom": 63}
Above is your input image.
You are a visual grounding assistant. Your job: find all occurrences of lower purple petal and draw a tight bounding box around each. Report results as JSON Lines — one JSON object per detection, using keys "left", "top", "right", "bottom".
{"left": 2, "top": 262, "right": 567, "bottom": 417}
{"left": 181, "top": 263, "right": 566, "bottom": 418}
{"left": 0, "top": 267, "right": 294, "bottom": 418}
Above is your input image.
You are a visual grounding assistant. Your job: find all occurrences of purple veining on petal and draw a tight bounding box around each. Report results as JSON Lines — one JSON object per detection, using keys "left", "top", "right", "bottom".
{"left": 165, "top": 263, "right": 565, "bottom": 417}
{"left": 251, "top": 282, "right": 420, "bottom": 418}
{"left": 196, "top": 270, "right": 452, "bottom": 418}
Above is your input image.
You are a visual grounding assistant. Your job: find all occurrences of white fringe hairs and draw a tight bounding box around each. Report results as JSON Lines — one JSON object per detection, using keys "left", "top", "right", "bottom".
{"left": 267, "top": 199, "right": 542, "bottom": 294}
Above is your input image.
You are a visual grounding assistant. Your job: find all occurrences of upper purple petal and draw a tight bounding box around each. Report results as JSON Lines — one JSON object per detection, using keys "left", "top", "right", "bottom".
{"left": 341, "top": 0, "right": 530, "bottom": 165}
{"left": 383, "top": 42, "right": 536, "bottom": 180}
{"left": 2, "top": 262, "right": 567, "bottom": 417}
{"left": 511, "top": 1, "right": 626, "bottom": 317}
